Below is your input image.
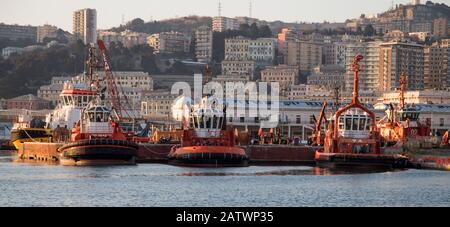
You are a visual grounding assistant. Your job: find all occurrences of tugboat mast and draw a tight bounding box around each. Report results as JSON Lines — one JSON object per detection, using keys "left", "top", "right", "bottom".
{"left": 399, "top": 73, "right": 407, "bottom": 110}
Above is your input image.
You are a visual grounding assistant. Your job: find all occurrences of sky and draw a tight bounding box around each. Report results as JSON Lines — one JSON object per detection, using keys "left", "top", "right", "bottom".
{"left": 0, "top": 0, "right": 424, "bottom": 31}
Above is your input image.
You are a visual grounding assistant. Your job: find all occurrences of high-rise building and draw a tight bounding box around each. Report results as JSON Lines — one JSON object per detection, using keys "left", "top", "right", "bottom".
{"left": 322, "top": 43, "right": 336, "bottom": 65}
{"left": 379, "top": 41, "right": 424, "bottom": 92}
{"left": 334, "top": 42, "right": 348, "bottom": 67}
{"left": 73, "top": 8, "right": 97, "bottom": 44}
{"left": 195, "top": 26, "right": 213, "bottom": 63}
{"left": 424, "top": 40, "right": 450, "bottom": 90}
{"left": 36, "top": 24, "right": 58, "bottom": 43}
{"left": 345, "top": 41, "right": 382, "bottom": 92}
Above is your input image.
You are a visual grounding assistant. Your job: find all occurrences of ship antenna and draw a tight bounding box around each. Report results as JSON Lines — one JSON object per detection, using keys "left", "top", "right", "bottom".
{"left": 399, "top": 73, "right": 407, "bottom": 109}
{"left": 334, "top": 87, "right": 340, "bottom": 112}
{"left": 350, "top": 55, "right": 363, "bottom": 105}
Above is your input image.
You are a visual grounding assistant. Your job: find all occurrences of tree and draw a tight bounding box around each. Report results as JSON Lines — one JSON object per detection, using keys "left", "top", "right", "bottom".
{"left": 363, "top": 24, "right": 376, "bottom": 37}
{"left": 258, "top": 25, "right": 273, "bottom": 38}
{"left": 249, "top": 23, "right": 259, "bottom": 39}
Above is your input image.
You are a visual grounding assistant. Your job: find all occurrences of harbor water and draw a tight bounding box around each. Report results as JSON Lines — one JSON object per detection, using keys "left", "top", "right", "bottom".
{"left": 0, "top": 155, "right": 449, "bottom": 207}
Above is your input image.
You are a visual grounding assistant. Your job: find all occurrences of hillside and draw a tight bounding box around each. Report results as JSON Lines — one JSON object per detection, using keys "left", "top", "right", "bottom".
{"left": 110, "top": 16, "right": 212, "bottom": 34}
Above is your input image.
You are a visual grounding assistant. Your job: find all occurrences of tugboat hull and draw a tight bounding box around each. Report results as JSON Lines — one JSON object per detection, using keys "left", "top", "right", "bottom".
{"left": 58, "top": 139, "right": 138, "bottom": 166}
{"left": 11, "top": 128, "right": 52, "bottom": 150}
{"left": 315, "top": 151, "right": 408, "bottom": 169}
{"left": 168, "top": 146, "right": 249, "bottom": 167}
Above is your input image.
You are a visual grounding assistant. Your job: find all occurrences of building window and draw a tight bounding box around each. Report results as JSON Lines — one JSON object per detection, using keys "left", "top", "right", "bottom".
{"left": 440, "top": 118, "right": 444, "bottom": 127}
{"left": 296, "top": 115, "right": 301, "bottom": 124}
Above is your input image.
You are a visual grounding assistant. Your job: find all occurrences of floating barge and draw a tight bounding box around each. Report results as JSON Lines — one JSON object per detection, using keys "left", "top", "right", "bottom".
{"left": 17, "top": 142, "right": 316, "bottom": 165}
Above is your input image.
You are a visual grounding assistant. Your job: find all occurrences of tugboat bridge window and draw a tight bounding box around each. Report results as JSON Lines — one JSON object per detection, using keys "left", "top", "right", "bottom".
{"left": 339, "top": 114, "right": 372, "bottom": 132}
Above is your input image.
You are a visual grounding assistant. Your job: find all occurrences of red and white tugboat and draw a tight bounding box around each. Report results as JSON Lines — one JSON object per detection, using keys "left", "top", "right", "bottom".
{"left": 168, "top": 96, "right": 249, "bottom": 167}
{"left": 377, "top": 73, "right": 431, "bottom": 147}
{"left": 315, "top": 55, "right": 408, "bottom": 169}
{"left": 58, "top": 100, "right": 138, "bottom": 166}
{"left": 58, "top": 40, "right": 138, "bottom": 166}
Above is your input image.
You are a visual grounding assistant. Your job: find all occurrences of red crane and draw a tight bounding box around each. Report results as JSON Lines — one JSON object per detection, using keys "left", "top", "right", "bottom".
{"left": 97, "top": 40, "right": 122, "bottom": 120}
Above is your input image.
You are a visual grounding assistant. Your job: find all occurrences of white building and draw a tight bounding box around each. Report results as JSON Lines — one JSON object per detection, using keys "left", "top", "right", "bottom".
{"left": 249, "top": 38, "right": 276, "bottom": 66}
{"left": 147, "top": 31, "right": 190, "bottom": 54}
{"left": 212, "top": 16, "right": 239, "bottom": 32}
{"left": 1, "top": 47, "right": 24, "bottom": 59}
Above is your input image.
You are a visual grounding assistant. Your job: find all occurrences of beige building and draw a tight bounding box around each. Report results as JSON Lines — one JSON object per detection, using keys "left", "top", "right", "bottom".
{"left": 379, "top": 41, "right": 424, "bottom": 92}
{"left": 322, "top": 43, "right": 336, "bottom": 65}
{"left": 307, "top": 65, "right": 346, "bottom": 90}
{"left": 221, "top": 60, "right": 255, "bottom": 78}
{"left": 36, "top": 24, "right": 58, "bottom": 43}
{"left": 195, "top": 26, "right": 213, "bottom": 63}
{"left": 433, "top": 18, "right": 449, "bottom": 38}
{"left": 120, "top": 30, "right": 148, "bottom": 48}
{"left": 424, "top": 40, "right": 450, "bottom": 90}
{"left": 211, "top": 74, "right": 250, "bottom": 87}
{"left": 212, "top": 16, "right": 239, "bottom": 32}
{"left": 285, "top": 40, "right": 322, "bottom": 72}
{"left": 287, "top": 84, "right": 307, "bottom": 101}
{"left": 277, "top": 28, "right": 299, "bottom": 56}
{"left": 37, "top": 76, "right": 76, "bottom": 106}
{"left": 141, "top": 90, "right": 179, "bottom": 121}
{"left": 261, "top": 65, "right": 299, "bottom": 92}
{"left": 224, "top": 37, "right": 275, "bottom": 66}
{"left": 224, "top": 37, "right": 250, "bottom": 61}
{"left": 379, "top": 90, "right": 450, "bottom": 105}
{"left": 73, "top": 8, "right": 97, "bottom": 44}
{"left": 148, "top": 31, "right": 190, "bottom": 54}
{"left": 97, "top": 31, "right": 122, "bottom": 46}
{"left": 249, "top": 38, "right": 276, "bottom": 66}
{"left": 345, "top": 41, "right": 382, "bottom": 92}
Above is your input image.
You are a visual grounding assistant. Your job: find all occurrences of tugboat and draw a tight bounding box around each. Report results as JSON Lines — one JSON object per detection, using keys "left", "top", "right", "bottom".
{"left": 58, "top": 100, "right": 138, "bottom": 166}
{"left": 11, "top": 112, "right": 52, "bottom": 150}
{"left": 168, "top": 96, "right": 248, "bottom": 167}
{"left": 58, "top": 40, "right": 138, "bottom": 166}
{"left": 377, "top": 73, "right": 431, "bottom": 147}
{"left": 315, "top": 55, "right": 408, "bottom": 169}
{"left": 45, "top": 45, "right": 100, "bottom": 131}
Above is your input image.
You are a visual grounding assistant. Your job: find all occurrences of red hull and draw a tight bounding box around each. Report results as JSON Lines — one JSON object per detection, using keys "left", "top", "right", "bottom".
{"left": 168, "top": 146, "right": 249, "bottom": 167}
{"left": 315, "top": 151, "right": 408, "bottom": 169}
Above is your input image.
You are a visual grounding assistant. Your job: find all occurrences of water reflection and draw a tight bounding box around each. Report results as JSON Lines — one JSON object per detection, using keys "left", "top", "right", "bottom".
{"left": 177, "top": 167, "right": 401, "bottom": 177}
